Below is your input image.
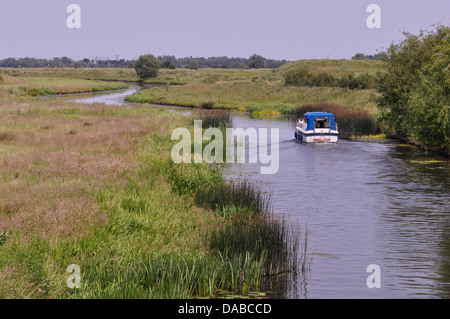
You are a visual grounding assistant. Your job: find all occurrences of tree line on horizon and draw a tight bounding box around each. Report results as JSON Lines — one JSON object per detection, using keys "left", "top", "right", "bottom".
{"left": 0, "top": 54, "right": 288, "bottom": 69}
{"left": 0, "top": 52, "right": 381, "bottom": 69}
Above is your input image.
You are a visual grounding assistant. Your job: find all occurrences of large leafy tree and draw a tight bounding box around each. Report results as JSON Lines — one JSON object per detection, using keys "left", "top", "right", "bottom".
{"left": 376, "top": 25, "right": 449, "bottom": 151}
{"left": 134, "top": 54, "right": 160, "bottom": 80}
{"left": 409, "top": 29, "right": 450, "bottom": 150}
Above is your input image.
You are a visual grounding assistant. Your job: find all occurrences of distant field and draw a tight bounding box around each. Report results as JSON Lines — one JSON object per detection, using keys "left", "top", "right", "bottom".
{"left": 124, "top": 60, "right": 383, "bottom": 116}
{"left": 0, "top": 67, "right": 275, "bottom": 86}
{"left": 126, "top": 81, "right": 378, "bottom": 116}
{"left": 0, "top": 72, "right": 128, "bottom": 95}
{"left": 1, "top": 59, "right": 384, "bottom": 115}
{"left": 277, "top": 59, "right": 384, "bottom": 77}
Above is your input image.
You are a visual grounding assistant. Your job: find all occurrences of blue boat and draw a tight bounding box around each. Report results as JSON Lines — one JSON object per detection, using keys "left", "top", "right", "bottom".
{"left": 294, "top": 112, "right": 339, "bottom": 143}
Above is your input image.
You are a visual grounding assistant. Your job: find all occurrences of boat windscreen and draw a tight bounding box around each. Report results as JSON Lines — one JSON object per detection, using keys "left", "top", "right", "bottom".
{"left": 315, "top": 118, "right": 331, "bottom": 129}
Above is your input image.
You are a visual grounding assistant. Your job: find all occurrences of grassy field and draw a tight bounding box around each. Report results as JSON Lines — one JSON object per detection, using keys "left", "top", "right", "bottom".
{"left": 0, "top": 72, "right": 304, "bottom": 298}
{"left": 124, "top": 60, "right": 383, "bottom": 117}
{"left": 126, "top": 80, "right": 378, "bottom": 116}
{"left": 0, "top": 72, "right": 128, "bottom": 96}
{"left": 1, "top": 61, "right": 383, "bottom": 117}
{"left": 0, "top": 67, "right": 272, "bottom": 86}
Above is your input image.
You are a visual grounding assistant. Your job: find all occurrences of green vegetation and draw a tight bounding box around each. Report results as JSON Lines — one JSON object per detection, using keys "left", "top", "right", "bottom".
{"left": 125, "top": 76, "right": 378, "bottom": 116}
{"left": 194, "top": 109, "right": 232, "bottom": 128}
{"left": 0, "top": 80, "right": 304, "bottom": 298}
{"left": 278, "top": 59, "right": 384, "bottom": 78}
{"left": 134, "top": 54, "right": 161, "bottom": 80}
{"left": 279, "top": 59, "right": 383, "bottom": 89}
{"left": 376, "top": 25, "right": 450, "bottom": 153}
{"left": 0, "top": 72, "right": 128, "bottom": 96}
{"left": 0, "top": 54, "right": 288, "bottom": 69}
{"left": 122, "top": 59, "right": 381, "bottom": 125}
{"left": 248, "top": 54, "right": 266, "bottom": 69}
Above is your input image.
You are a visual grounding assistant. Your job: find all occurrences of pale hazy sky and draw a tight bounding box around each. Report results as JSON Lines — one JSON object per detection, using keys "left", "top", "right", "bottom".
{"left": 0, "top": 0, "right": 449, "bottom": 60}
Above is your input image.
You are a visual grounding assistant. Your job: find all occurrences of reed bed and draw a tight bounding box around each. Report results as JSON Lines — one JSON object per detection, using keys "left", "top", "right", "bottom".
{"left": 195, "top": 179, "right": 270, "bottom": 216}
{"left": 78, "top": 251, "right": 266, "bottom": 298}
{"left": 166, "top": 158, "right": 306, "bottom": 294}
{"left": 193, "top": 109, "right": 232, "bottom": 129}
{"left": 194, "top": 178, "right": 303, "bottom": 277}
{"left": 209, "top": 211, "right": 301, "bottom": 277}
{"left": 292, "top": 103, "right": 379, "bottom": 138}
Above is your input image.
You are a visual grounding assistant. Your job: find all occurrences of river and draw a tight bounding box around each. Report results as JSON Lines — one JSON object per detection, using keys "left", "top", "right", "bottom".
{"left": 66, "top": 86, "right": 450, "bottom": 299}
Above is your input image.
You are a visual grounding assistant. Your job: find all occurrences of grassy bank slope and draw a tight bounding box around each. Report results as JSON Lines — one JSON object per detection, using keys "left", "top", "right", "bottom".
{"left": 277, "top": 59, "right": 384, "bottom": 77}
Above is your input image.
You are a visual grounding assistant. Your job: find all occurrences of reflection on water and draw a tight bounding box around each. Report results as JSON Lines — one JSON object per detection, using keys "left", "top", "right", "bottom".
{"left": 71, "top": 85, "right": 192, "bottom": 116}
{"left": 73, "top": 86, "right": 139, "bottom": 106}
{"left": 70, "top": 89, "right": 450, "bottom": 299}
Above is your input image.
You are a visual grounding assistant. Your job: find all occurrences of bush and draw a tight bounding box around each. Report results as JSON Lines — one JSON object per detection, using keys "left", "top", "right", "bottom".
{"left": 376, "top": 25, "right": 449, "bottom": 150}
{"left": 134, "top": 54, "right": 160, "bottom": 80}
{"left": 283, "top": 68, "right": 375, "bottom": 90}
{"left": 338, "top": 73, "right": 376, "bottom": 90}
{"left": 188, "top": 62, "right": 200, "bottom": 70}
{"left": 408, "top": 29, "right": 450, "bottom": 151}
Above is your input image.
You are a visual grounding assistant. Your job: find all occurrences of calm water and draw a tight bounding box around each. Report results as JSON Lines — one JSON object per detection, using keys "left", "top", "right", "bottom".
{"left": 226, "top": 114, "right": 450, "bottom": 299}
{"left": 69, "top": 88, "right": 450, "bottom": 299}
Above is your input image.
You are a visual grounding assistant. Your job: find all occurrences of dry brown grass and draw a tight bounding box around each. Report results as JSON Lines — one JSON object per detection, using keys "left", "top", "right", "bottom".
{"left": 0, "top": 74, "right": 24, "bottom": 84}
{"left": 0, "top": 92, "right": 176, "bottom": 242}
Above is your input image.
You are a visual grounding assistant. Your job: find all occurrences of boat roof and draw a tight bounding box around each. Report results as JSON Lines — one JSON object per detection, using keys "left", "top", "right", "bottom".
{"left": 304, "top": 112, "right": 335, "bottom": 119}
{"left": 303, "top": 112, "right": 337, "bottom": 131}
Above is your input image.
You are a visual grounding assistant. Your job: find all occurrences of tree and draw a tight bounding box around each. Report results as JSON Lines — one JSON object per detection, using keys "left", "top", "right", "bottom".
{"left": 376, "top": 25, "right": 449, "bottom": 150}
{"left": 248, "top": 54, "right": 266, "bottom": 68}
{"left": 161, "top": 60, "right": 176, "bottom": 69}
{"left": 409, "top": 29, "right": 450, "bottom": 151}
{"left": 61, "top": 56, "right": 72, "bottom": 67}
{"left": 134, "top": 54, "right": 160, "bottom": 80}
{"left": 188, "top": 61, "right": 199, "bottom": 70}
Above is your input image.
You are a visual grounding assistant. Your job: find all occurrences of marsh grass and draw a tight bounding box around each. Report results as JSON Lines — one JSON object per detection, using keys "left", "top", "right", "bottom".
{"left": 168, "top": 162, "right": 304, "bottom": 277}
{"left": 76, "top": 250, "right": 268, "bottom": 298}
{"left": 209, "top": 212, "right": 301, "bottom": 277}
{"left": 292, "top": 103, "right": 379, "bottom": 138}
{"left": 126, "top": 81, "right": 379, "bottom": 117}
{"left": 193, "top": 109, "right": 232, "bottom": 129}
{"left": 16, "top": 82, "right": 128, "bottom": 97}
{"left": 195, "top": 179, "right": 270, "bottom": 216}
{"left": 0, "top": 69, "right": 307, "bottom": 299}
{"left": 0, "top": 74, "right": 129, "bottom": 97}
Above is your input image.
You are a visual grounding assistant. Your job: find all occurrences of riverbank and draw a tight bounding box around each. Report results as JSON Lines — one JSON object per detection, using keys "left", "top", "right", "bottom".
{"left": 0, "top": 77, "right": 303, "bottom": 298}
